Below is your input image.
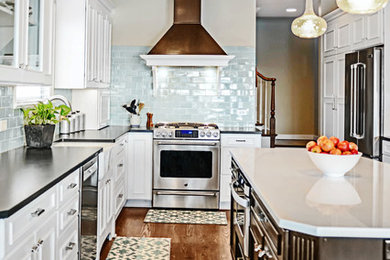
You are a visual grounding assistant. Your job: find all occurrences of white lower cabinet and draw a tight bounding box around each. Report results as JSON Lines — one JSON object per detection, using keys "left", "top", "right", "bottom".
{"left": 126, "top": 133, "right": 153, "bottom": 207}
{"left": 220, "top": 134, "right": 262, "bottom": 209}
{"left": 383, "top": 140, "right": 390, "bottom": 163}
{"left": 1, "top": 169, "right": 80, "bottom": 260}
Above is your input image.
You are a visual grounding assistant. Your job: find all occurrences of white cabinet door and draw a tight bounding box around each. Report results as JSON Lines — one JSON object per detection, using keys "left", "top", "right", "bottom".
{"left": 336, "top": 15, "right": 352, "bottom": 53}
{"left": 323, "top": 56, "right": 336, "bottom": 99}
{"left": 35, "top": 214, "right": 57, "bottom": 260}
{"left": 4, "top": 234, "right": 35, "bottom": 260}
{"left": 323, "top": 99, "right": 336, "bottom": 137}
{"left": 127, "top": 133, "right": 153, "bottom": 202}
{"left": 336, "top": 54, "right": 346, "bottom": 99}
{"left": 352, "top": 15, "right": 366, "bottom": 50}
{"left": 365, "top": 11, "right": 384, "bottom": 47}
{"left": 324, "top": 21, "right": 337, "bottom": 57}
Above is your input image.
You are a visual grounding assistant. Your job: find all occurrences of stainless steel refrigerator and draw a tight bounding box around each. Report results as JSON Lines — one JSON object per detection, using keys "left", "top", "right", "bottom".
{"left": 345, "top": 46, "right": 383, "bottom": 158}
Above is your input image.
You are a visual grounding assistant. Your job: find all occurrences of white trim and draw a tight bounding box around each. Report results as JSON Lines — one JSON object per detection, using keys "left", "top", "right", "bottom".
{"left": 323, "top": 8, "right": 345, "bottom": 21}
{"left": 276, "top": 134, "right": 317, "bottom": 140}
{"left": 140, "top": 55, "right": 235, "bottom": 67}
{"left": 125, "top": 200, "right": 152, "bottom": 208}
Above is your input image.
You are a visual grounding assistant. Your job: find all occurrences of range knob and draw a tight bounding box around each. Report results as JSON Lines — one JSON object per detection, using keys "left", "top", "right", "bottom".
{"left": 213, "top": 132, "right": 219, "bottom": 138}
{"left": 168, "top": 131, "right": 173, "bottom": 137}
{"left": 155, "top": 132, "right": 161, "bottom": 137}
{"left": 161, "top": 131, "right": 167, "bottom": 138}
{"left": 200, "top": 131, "right": 206, "bottom": 137}
{"left": 206, "top": 131, "right": 212, "bottom": 137}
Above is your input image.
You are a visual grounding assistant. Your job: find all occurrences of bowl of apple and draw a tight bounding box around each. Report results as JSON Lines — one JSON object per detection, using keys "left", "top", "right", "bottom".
{"left": 306, "top": 136, "right": 362, "bottom": 178}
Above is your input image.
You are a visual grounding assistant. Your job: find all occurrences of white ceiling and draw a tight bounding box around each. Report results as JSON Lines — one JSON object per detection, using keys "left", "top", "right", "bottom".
{"left": 256, "top": 0, "right": 324, "bottom": 18}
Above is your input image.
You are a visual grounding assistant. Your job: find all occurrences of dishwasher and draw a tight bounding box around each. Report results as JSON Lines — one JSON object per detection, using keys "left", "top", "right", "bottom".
{"left": 80, "top": 156, "right": 99, "bottom": 260}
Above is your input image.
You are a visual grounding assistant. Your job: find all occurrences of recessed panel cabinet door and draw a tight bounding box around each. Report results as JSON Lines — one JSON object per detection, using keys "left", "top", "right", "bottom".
{"left": 337, "top": 16, "right": 352, "bottom": 53}
{"left": 324, "top": 21, "right": 337, "bottom": 57}
{"left": 4, "top": 233, "right": 35, "bottom": 260}
{"left": 365, "top": 11, "right": 384, "bottom": 46}
{"left": 352, "top": 15, "right": 366, "bottom": 49}
{"left": 336, "top": 101, "right": 345, "bottom": 140}
{"left": 323, "top": 100, "right": 336, "bottom": 137}
{"left": 323, "top": 56, "right": 336, "bottom": 99}
{"left": 127, "top": 133, "right": 153, "bottom": 201}
{"left": 35, "top": 213, "right": 57, "bottom": 260}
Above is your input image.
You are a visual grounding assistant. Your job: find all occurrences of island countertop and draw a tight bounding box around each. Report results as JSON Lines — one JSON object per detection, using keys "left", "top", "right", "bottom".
{"left": 230, "top": 148, "right": 390, "bottom": 238}
{"left": 0, "top": 146, "right": 102, "bottom": 218}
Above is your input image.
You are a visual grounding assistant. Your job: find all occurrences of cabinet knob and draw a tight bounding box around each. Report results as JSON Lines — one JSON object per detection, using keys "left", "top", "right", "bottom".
{"left": 118, "top": 194, "right": 124, "bottom": 199}
{"left": 118, "top": 163, "right": 124, "bottom": 167}
{"left": 37, "top": 239, "right": 44, "bottom": 246}
{"left": 31, "top": 208, "right": 45, "bottom": 217}
{"left": 65, "top": 242, "right": 76, "bottom": 251}
{"left": 31, "top": 245, "right": 38, "bottom": 253}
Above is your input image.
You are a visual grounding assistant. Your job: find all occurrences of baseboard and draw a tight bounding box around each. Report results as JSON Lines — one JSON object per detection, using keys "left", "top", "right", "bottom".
{"left": 276, "top": 134, "right": 317, "bottom": 140}
{"left": 125, "top": 200, "right": 152, "bottom": 208}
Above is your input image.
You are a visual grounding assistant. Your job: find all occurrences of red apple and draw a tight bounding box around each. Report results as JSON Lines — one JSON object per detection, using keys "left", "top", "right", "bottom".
{"left": 351, "top": 149, "right": 359, "bottom": 155}
{"left": 337, "top": 141, "right": 350, "bottom": 152}
{"left": 349, "top": 142, "right": 358, "bottom": 151}
{"left": 311, "top": 146, "right": 322, "bottom": 153}
{"left": 343, "top": 151, "right": 352, "bottom": 155}
{"left": 330, "top": 148, "right": 342, "bottom": 155}
{"left": 329, "top": 136, "right": 340, "bottom": 146}
{"left": 306, "top": 141, "right": 317, "bottom": 151}
{"left": 320, "top": 139, "right": 335, "bottom": 152}
{"left": 317, "top": 136, "right": 328, "bottom": 146}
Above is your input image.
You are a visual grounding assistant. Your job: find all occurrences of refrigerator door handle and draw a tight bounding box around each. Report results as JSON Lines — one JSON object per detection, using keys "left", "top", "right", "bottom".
{"left": 350, "top": 62, "right": 366, "bottom": 139}
{"left": 350, "top": 64, "right": 357, "bottom": 138}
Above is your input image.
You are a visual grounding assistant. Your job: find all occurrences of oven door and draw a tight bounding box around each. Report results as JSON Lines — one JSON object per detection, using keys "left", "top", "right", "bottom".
{"left": 153, "top": 139, "right": 220, "bottom": 191}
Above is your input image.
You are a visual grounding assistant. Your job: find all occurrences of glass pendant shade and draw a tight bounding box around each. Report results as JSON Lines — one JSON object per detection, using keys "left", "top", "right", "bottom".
{"left": 337, "top": 0, "right": 388, "bottom": 14}
{"left": 291, "top": 0, "right": 327, "bottom": 39}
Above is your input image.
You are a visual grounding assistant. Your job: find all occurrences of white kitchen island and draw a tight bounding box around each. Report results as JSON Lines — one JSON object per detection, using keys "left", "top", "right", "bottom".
{"left": 230, "top": 148, "right": 390, "bottom": 260}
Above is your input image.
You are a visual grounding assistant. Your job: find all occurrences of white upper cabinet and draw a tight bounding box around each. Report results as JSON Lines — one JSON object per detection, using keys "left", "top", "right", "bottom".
{"left": 323, "top": 20, "right": 338, "bottom": 57}
{"left": 0, "top": 0, "right": 54, "bottom": 85}
{"left": 55, "top": 0, "right": 114, "bottom": 89}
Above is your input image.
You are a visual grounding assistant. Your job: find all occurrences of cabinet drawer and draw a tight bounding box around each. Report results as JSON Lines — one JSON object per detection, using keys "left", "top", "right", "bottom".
{"left": 5, "top": 186, "right": 57, "bottom": 245}
{"left": 251, "top": 193, "right": 283, "bottom": 255}
{"left": 221, "top": 134, "right": 261, "bottom": 147}
{"left": 58, "top": 194, "right": 79, "bottom": 232}
{"left": 383, "top": 140, "right": 390, "bottom": 156}
{"left": 116, "top": 155, "right": 125, "bottom": 181}
{"left": 59, "top": 169, "right": 80, "bottom": 203}
{"left": 58, "top": 218, "right": 78, "bottom": 260}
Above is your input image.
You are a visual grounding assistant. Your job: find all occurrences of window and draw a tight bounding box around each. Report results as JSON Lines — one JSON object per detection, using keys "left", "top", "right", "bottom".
{"left": 13, "top": 85, "right": 51, "bottom": 108}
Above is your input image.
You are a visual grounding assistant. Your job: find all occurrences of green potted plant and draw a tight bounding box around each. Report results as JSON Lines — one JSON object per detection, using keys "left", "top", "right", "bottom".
{"left": 22, "top": 101, "right": 71, "bottom": 148}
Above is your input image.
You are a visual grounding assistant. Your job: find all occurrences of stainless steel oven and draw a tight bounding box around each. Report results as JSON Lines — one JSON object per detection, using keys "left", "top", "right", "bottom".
{"left": 153, "top": 123, "right": 221, "bottom": 209}
{"left": 230, "top": 159, "right": 251, "bottom": 259}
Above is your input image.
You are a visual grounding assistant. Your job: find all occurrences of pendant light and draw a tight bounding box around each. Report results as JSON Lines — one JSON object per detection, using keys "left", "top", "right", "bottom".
{"left": 337, "top": 0, "right": 388, "bottom": 14}
{"left": 291, "top": 0, "right": 327, "bottom": 39}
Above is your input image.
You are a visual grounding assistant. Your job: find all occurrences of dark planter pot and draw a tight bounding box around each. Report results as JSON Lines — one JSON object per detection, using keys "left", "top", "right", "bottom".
{"left": 24, "top": 124, "right": 56, "bottom": 148}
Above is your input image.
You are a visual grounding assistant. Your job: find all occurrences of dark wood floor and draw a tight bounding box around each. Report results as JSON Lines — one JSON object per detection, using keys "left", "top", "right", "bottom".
{"left": 100, "top": 208, "right": 232, "bottom": 260}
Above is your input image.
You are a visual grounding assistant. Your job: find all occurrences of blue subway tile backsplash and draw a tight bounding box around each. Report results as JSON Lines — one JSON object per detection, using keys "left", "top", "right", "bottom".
{"left": 110, "top": 46, "right": 256, "bottom": 127}
{"left": 0, "top": 86, "right": 24, "bottom": 153}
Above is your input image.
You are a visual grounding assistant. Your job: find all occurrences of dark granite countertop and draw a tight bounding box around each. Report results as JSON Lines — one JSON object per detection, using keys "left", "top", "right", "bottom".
{"left": 382, "top": 136, "right": 390, "bottom": 142}
{"left": 0, "top": 146, "right": 101, "bottom": 218}
{"left": 55, "top": 125, "right": 153, "bottom": 143}
{"left": 220, "top": 127, "right": 263, "bottom": 134}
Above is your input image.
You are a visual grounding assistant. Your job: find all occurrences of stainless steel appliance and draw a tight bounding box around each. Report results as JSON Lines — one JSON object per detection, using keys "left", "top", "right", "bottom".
{"left": 230, "top": 158, "right": 251, "bottom": 259}
{"left": 80, "top": 157, "right": 99, "bottom": 259}
{"left": 345, "top": 46, "right": 383, "bottom": 158}
{"left": 153, "top": 122, "right": 220, "bottom": 209}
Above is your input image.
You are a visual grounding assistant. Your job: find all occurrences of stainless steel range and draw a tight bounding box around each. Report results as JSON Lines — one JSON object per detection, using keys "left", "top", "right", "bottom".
{"left": 153, "top": 122, "right": 220, "bottom": 209}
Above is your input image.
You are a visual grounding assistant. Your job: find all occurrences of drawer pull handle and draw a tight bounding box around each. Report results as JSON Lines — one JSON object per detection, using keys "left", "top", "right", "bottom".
{"left": 118, "top": 163, "right": 124, "bottom": 167}
{"left": 67, "top": 183, "right": 77, "bottom": 189}
{"left": 120, "top": 143, "right": 124, "bottom": 146}
{"left": 236, "top": 139, "right": 247, "bottom": 143}
{"left": 67, "top": 209, "right": 77, "bottom": 216}
{"left": 31, "top": 208, "right": 45, "bottom": 217}
{"left": 106, "top": 179, "right": 111, "bottom": 184}
{"left": 118, "top": 194, "right": 124, "bottom": 199}
{"left": 31, "top": 245, "right": 38, "bottom": 253}
{"left": 37, "top": 239, "right": 44, "bottom": 246}
{"left": 65, "top": 242, "right": 76, "bottom": 251}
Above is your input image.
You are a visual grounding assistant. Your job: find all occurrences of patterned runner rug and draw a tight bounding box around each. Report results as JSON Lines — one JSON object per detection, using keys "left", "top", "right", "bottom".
{"left": 106, "top": 237, "right": 171, "bottom": 260}
{"left": 144, "top": 209, "right": 228, "bottom": 225}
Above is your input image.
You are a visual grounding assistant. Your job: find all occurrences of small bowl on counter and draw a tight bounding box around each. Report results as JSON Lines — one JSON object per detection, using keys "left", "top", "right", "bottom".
{"left": 307, "top": 152, "right": 362, "bottom": 178}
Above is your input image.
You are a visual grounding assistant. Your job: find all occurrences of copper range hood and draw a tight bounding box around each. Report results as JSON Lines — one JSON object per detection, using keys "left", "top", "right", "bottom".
{"left": 141, "top": 0, "right": 234, "bottom": 67}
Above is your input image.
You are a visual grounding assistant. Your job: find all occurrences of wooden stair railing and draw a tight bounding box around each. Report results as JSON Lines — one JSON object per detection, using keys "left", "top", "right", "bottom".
{"left": 256, "top": 69, "right": 276, "bottom": 148}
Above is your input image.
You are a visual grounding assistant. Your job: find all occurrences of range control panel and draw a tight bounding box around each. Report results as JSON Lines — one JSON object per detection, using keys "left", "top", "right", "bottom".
{"left": 154, "top": 129, "right": 220, "bottom": 140}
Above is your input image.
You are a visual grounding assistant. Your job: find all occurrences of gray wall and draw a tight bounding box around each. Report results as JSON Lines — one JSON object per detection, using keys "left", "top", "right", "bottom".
{"left": 256, "top": 18, "right": 318, "bottom": 136}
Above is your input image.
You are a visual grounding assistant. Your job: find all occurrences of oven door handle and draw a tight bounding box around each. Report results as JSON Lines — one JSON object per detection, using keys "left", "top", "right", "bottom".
{"left": 156, "top": 141, "right": 219, "bottom": 146}
{"left": 230, "top": 183, "right": 250, "bottom": 208}
{"left": 155, "top": 191, "right": 217, "bottom": 197}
